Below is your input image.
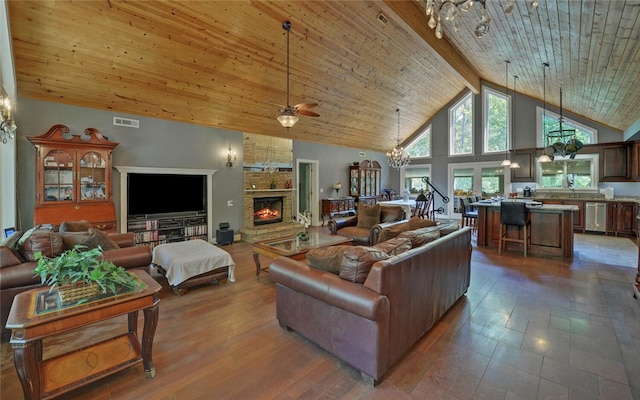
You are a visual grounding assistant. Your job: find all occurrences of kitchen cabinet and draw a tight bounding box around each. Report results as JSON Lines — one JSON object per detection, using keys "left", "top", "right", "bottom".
{"left": 600, "top": 143, "right": 632, "bottom": 182}
{"left": 541, "top": 199, "right": 584, "bottom": 232}
{"left": 634, "top": 141, "right": 640, "bottom": 181}
{"left": 607, "top": 201, "right": 638, "bottom": 236}
{"left": 510, "top": 149, "right": 536, "bottom": 182}
{"left": 28, "top": 124, "right": 118, "bottom": 231}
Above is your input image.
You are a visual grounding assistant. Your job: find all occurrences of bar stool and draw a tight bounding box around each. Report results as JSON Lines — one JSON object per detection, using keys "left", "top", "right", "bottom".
{"left": 459, "top": 197, "right": 478, "bottom": 233}
{"left": 499, "top": 201, "right": 531, "bottom": 257}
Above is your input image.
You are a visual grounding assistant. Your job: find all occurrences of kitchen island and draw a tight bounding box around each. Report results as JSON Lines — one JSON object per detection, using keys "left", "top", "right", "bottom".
{"left": 475, "top": 201, "right": 578, "bottom": 260}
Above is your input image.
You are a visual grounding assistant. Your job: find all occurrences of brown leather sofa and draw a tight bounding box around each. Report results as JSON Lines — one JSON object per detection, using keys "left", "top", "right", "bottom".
{"left": 327, "top": 204, "right": 406, "bottom": 245}
{"left": 269, "top": 226, "right": 472, "bottom": 385}
{"left": 0, "top": 227, "right": 152, "bottom": 339}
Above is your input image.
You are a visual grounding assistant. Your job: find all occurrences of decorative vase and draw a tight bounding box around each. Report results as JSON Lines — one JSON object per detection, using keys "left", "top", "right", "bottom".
{"left": 335, "top": 188, "right": 339, "bottom": 198}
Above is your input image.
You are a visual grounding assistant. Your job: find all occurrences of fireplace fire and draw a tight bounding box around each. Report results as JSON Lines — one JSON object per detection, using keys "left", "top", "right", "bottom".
{"left": 253, "top": 196, "right": 284, "bottom": 226}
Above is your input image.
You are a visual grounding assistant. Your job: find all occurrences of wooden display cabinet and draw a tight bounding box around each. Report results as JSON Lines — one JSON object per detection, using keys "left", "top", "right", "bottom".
{"left": 349, "top": 160, "right": 381, "bottom": 205}
{"left": 29, "top": 125, "right": 118, "bottom": 231}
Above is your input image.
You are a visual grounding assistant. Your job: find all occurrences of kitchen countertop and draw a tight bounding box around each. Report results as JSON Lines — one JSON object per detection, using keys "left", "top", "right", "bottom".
{"left": 517, "top": 196, "right": 640, "bottom": 203}
{"left": 474, "top": 200, "right": 579, "bottom": 212}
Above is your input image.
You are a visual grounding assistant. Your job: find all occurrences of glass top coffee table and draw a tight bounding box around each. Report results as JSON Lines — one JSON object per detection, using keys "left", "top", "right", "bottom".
{"left": 252, "top": 232, "right": 351, "bottom": 278}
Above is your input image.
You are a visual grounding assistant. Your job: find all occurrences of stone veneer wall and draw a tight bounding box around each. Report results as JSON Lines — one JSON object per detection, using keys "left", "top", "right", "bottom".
{"left": 240, "top": 133, "right": 299, "bottom": 242}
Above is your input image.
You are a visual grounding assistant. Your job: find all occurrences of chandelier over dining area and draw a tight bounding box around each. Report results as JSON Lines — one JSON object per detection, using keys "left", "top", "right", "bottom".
{"left": 387, "top": 108, "right": 410, "bottom": 169}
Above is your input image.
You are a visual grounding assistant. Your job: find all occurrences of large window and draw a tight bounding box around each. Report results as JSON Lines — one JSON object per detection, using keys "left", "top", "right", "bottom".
{"left": 401, "top": 165, "right": 431, "bottom": 198}
{"left": 536, "top": 107, "right": 597, "bottom": 147}
{"left": 537, "top": 155, "right": 598, "bottom": 189}
{"left": 449, "top": 93, "right": 473, "bottom": 156}
{"left": 406, "top": 125, "right": 431, "bottom": 158}
{"left": 449, "top": 162, "right": 508, "bottom": 215}
{"left": 483, "top": 87, "right": 509, "bottom": 154}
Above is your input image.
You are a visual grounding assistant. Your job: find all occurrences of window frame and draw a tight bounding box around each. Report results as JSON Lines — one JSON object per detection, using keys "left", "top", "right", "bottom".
{"left": 449, "top": 92, "right": 474, "bottom": 157}
{"left": 536, "top": 107, "right": 598, "bottom": 147}
{"left": 482, "top": 87, "right": 510, "bottom": 155}
{"left": 535, "top": 153, "right": 599, "bottom": 189}
{"left": 400, "top": 164, "right": 432, "bottom": 199}
{"left": 405, "top": 124, "right": 432, "bottom": 159}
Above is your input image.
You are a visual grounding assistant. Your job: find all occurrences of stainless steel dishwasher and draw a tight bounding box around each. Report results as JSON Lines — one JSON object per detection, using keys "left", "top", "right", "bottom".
{"left": 585, "top": 202, "right": 606, "bottom": 232}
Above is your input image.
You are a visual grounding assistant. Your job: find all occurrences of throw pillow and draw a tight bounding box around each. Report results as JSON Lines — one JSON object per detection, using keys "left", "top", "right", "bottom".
{"left": 306, "top": 245, "right": 352, "bottom": 274}
{"left": 373, "top": 237, "right": 411, "bottom": 256}
{"left": 19, "top": 231, "right": 64, "bottom": 261}
{"left": 438, "top": 220, "right": 460, "bottom": 237}
{"left": 380, "top": 206, "right": 403, "bottom": 223}
{"left": 59, "top": 220, "right": 92, "bottom": 233}
{"left": 339, "top": 246, "right": 389, "bottom": 283}
{"left": 398, "top": 226, "right": 440, "bottom": 248}
{"left": 376, "top": 222, "right": 409, "bottom": 244}
{"left": 59, "top": 232, "right": 91, "bottom": 249}
{"left": 356, "top": 204, "right": 381, "bottom": 230}
{"left": 82, "top": 228, "right": 120, "bottom": 251}
{"left": 407, "top": 217, "right": 437, "bottom": 230}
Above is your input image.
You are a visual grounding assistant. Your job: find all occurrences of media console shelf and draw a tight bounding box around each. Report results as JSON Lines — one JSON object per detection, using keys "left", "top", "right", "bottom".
{"left": 128, "top": 213, "right": 208, "bottom": 248}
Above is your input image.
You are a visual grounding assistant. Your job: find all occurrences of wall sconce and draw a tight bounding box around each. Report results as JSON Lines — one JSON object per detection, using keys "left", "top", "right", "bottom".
{"left": 1, "top": 91, "right": 17, "bottom": 144}
{"left": 225, "top": 144, "right": 237, "bottom": 167}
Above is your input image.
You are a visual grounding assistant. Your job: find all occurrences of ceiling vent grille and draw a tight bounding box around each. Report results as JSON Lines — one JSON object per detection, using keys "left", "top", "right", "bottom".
{"left": 113, "top": 117, "right": 140, "bottom": 128}
{"left": 376, "top": 12, "right": 389, "bottom": 25}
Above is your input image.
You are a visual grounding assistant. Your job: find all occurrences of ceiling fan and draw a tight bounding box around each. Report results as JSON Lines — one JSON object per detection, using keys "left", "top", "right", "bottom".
{"left": 276, "top": 21, "right": 319, "bottom": 128}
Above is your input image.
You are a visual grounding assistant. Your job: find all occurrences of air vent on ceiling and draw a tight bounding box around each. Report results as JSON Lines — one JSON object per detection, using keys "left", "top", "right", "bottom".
{"left": 113, "top": 117, "right": 140, "bottom": 128}
{"left": 376, "top": 12, "right": 389, "bottom": 25}
{"left": 359, "top": 152, "right": 367, "bottom": 157}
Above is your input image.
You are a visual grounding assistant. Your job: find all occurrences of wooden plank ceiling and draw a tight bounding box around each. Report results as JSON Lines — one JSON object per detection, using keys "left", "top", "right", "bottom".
{"left": 8, "top": 1, "right": 638, "bottom": 152}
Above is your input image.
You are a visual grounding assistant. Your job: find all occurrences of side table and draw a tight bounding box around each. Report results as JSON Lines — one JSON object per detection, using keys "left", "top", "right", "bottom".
{"left": 6, "top": 270, "right": 161, "bottom": 400}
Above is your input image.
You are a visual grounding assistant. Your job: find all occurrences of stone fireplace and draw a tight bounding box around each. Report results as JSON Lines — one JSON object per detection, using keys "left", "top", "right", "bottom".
{"left": 253, "top": 196, "right": 284, "bottom": 226}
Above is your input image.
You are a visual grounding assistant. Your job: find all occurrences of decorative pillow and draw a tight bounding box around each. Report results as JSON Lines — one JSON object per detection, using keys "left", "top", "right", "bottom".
{"left": 398, "top": 226, "right": 441, "bottom": 248}
{"left": 376, "top": 222, "right": 410, "bottom": 244}
{"left": 58, "top": 232, "right": 91, "bottom": 249}
{"left": 19, "top": 231, "right": 64, "bottom": 261}
{"left": 59, "top": 220, "right": 92, "bottom": 233}
{"left": 82, "top": 228, "right": 120, "bottom": 251}
{"left": 373, "top": 237, "right": 411, "bottom": 257}
{"left": 407, "top": 217, "right": 437, "bottom": 230}
{"left": 306, "top": 245, "right": 352, "bottom": 274}
{"left": 356, "top": 204, "right": 381, "bottom": 230}
{"left": 438, "top": 220, "right": 460, "bottom": 237}
{"left": 339, "top": 246, "right": 389, "bottom": 283}
{"left": 380, "top": 206, "right": 403, "bottom": 223}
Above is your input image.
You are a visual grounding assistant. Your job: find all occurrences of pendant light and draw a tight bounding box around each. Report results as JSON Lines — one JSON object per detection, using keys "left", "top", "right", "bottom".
{"left": 501, "top": 60, "right": 511, "bottom": 166}
{"left": 509, "top": 75, "right": 520, "bottom": 169}
{"left": 386, "top": 108, "right": 410, "bottom": 169}
{"left": 538, "top": 62, "right": 552, "bottom": 162}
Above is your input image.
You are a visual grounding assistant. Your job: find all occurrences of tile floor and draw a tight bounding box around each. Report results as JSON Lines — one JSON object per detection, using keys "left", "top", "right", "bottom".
{"left": 437, "top": 233, "right": 640, "bottom": 400}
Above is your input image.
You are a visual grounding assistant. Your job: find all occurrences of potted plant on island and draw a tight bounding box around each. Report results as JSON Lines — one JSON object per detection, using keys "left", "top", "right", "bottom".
{"left": 34, "top": 245, "right": 142, "bottom": 304}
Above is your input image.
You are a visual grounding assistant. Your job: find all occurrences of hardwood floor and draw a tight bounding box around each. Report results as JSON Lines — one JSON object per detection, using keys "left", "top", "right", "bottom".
{"left": 1, "top": 229, "right": 639, "bottom": 399}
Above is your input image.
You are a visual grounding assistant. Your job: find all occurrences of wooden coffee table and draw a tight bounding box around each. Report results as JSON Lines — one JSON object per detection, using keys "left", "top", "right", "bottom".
{"left": 252, "top": 232, "right": 351, "bottom": 278}
{"left": 5, "top": 270, "right": 161, "bottom": 400}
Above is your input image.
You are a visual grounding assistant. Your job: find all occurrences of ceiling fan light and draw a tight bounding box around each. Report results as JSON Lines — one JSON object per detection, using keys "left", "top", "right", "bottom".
{"left": 277, "top": 111, "right": 298, "bottom": 128}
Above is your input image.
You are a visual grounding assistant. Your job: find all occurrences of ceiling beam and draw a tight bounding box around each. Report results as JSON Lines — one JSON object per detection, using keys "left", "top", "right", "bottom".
{"left": 379, "top": 0, "right": 481, "bottom": 94}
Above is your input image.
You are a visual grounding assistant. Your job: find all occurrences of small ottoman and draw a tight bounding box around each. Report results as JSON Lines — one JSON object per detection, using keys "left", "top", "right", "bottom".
{"left": 152, "top": 239, "right": 236, "bottom": 295}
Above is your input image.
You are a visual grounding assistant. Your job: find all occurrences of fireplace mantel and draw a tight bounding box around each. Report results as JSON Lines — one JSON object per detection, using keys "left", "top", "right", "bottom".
{"left": 114, "top": 166, "right": 218, "bottom": 239}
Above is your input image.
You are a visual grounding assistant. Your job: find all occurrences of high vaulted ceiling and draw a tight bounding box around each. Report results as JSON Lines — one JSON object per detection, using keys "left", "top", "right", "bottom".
{"left": 7, "top": 1, "right": 639, "bottom": 152}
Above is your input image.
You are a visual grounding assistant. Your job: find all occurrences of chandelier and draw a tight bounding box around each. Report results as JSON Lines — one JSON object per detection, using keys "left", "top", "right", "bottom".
{"left": 387, "top": 108, "right": 410, "bottom": 169}
{"left": 423, "top": 0, "right": 538, "bottom": 39}
{"left": 1, "top": 91, "right": 17, "bottom": 144}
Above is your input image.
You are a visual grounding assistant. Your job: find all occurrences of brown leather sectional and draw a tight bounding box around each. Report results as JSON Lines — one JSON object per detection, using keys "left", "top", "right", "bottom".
{"left": 269, "top": 226, "right": 472, "bottom": 385}
{"left": 0, "top": 228, "right": 152, "bottom": 339}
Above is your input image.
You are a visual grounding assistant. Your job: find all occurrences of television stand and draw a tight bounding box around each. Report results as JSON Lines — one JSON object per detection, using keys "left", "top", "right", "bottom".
{"left": 127, "top": 212, "right": 208, "bottom": 248}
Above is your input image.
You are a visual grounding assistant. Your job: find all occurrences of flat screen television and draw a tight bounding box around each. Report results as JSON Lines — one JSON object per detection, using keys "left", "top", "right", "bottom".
{"left": 127, "top": 173, "right": 207, "bottom": 217}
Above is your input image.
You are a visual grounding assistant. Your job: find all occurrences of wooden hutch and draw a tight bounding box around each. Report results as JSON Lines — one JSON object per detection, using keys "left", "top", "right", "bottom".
{"left": 28, "top": 124, "right": 118, "bottom": 232}
{"left": 349, "top": 160, "right": 381, "bottom": 206}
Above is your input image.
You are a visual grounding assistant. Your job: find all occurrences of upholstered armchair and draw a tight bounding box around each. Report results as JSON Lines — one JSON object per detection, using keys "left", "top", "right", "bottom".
{"left": 327, "top": 204, "right": 406, "bottom": 246}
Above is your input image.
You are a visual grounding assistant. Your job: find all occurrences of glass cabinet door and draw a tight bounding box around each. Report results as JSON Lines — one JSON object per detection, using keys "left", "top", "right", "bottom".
{"left": 80, "top": 151, "right": 107, "bottom": 201}
{"left": 43, "top": 149, "right": 74, "bottom": 202}
{"left": 350, "top": 169, "right": 358, "bottom": 196}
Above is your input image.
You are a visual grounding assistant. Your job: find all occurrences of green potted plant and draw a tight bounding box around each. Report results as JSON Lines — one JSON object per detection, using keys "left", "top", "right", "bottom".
{"left": 34, "top": 245, "right": 142, "bottom": 304}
